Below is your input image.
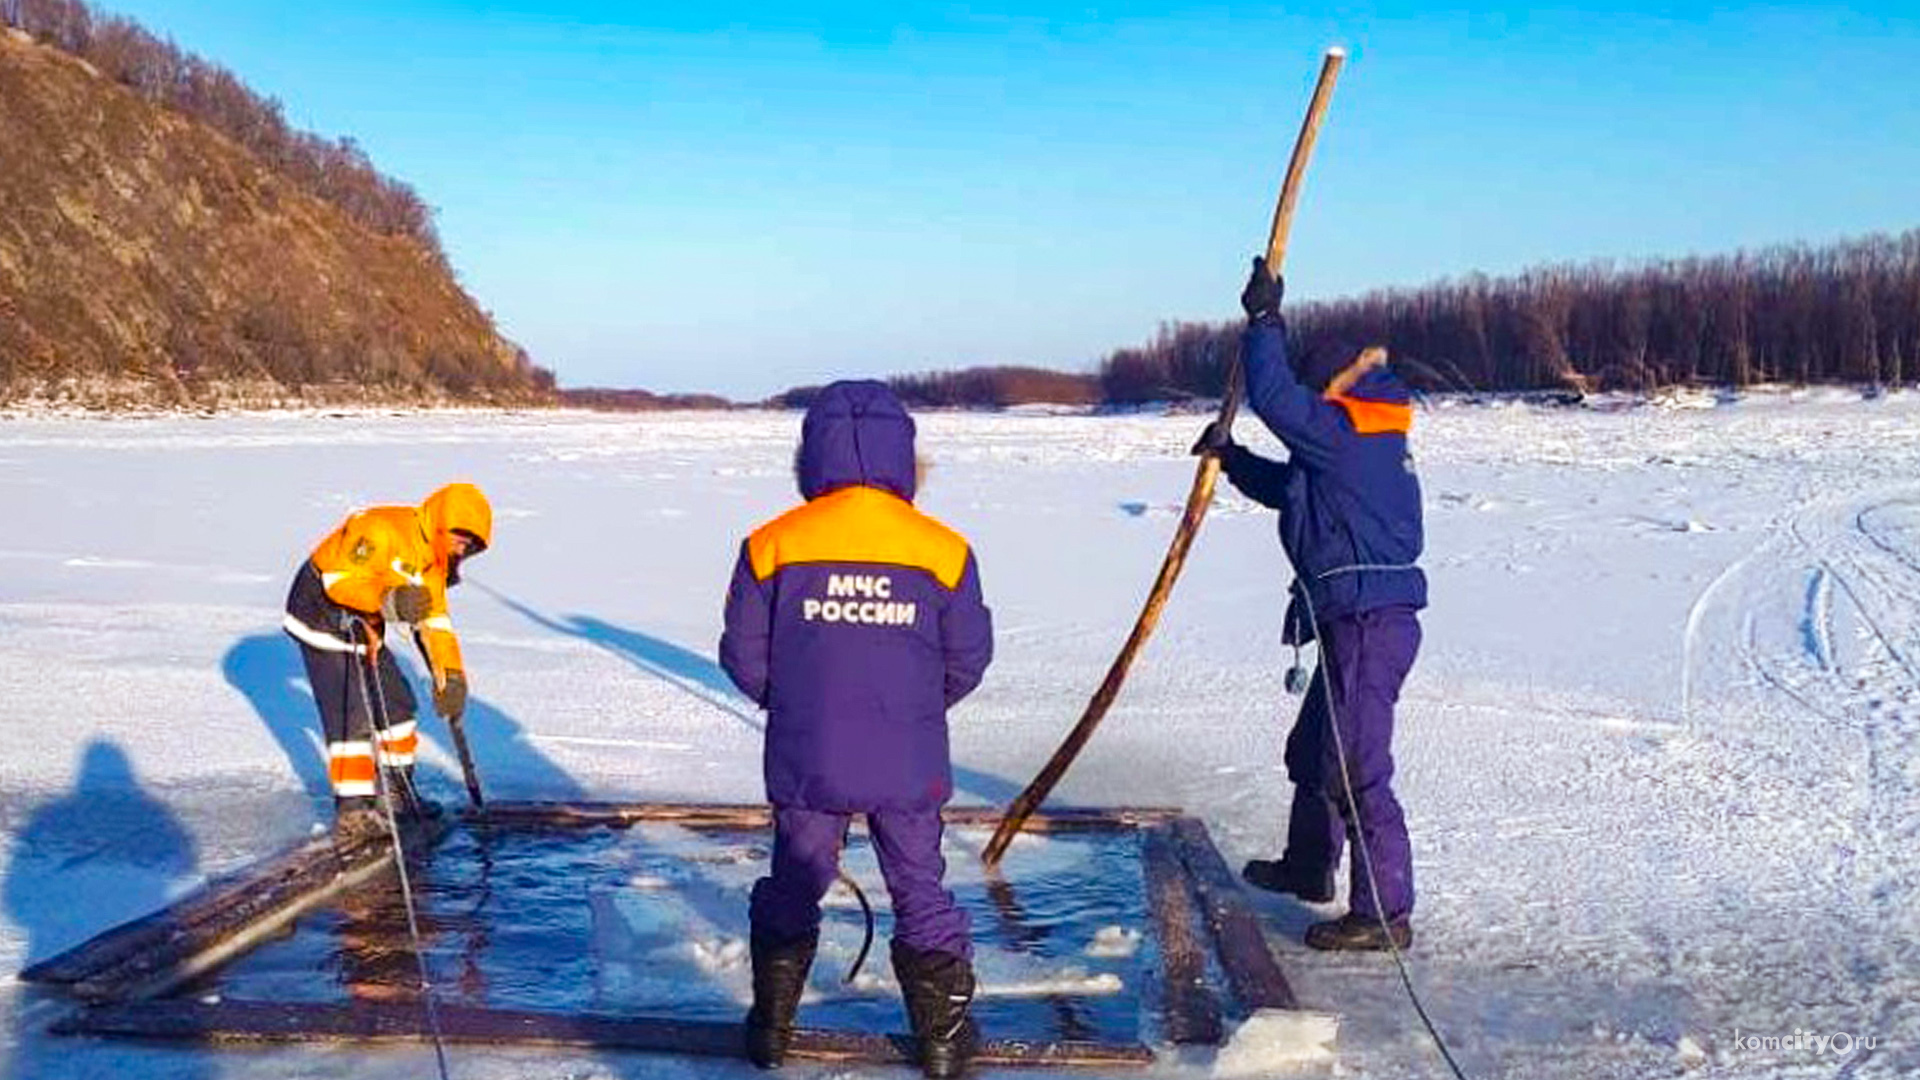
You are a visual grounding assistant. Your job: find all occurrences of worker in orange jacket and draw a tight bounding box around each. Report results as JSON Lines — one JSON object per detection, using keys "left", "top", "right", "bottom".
{"left": 282, "top": 483, "right": 493, "bottom": 836}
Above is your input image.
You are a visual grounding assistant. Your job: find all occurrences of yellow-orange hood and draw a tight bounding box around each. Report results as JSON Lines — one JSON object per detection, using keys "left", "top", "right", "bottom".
{"left": 420, "top": 482, "right": 493, "bottom": 566}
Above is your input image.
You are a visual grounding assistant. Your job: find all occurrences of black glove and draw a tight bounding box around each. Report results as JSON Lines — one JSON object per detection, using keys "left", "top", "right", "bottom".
{"left": 1190, "top": 419, "right": 1235, "bottom": 457}
{"left": 388, "top": 584, "right": 431, "bottom": 623}
{"left": 435, "top": 669, "right": 468, "bottom": 718}
{"left": 1240, "top": 256, "right": 1284, "bottom": 324}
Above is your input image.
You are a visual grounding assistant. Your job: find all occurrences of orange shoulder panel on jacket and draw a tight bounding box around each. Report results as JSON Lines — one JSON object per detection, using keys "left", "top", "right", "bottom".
{"left": 1326, "top": 394, "right": 1413, "bottom": 436}
{"left": 748, "top": 487, "right": 970, "bottom": 589}
{"left": 309, "top": 506, "right": 432, "bottom": 579}
{"left": 309, "top": 506, "right": 434, "bottom": 612}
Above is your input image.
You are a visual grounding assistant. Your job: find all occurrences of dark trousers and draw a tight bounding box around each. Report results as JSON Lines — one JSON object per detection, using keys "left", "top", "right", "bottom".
{"left": 750, "top": 805, "right": 972, "bottom": 960}
{"left": 286, "top": 561, "right": 418, "bottom": 800}
{"left": 1282, "top": 606, "right": 1421, "bottom": 920}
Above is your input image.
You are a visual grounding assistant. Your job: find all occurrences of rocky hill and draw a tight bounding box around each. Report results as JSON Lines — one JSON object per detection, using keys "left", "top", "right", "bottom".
{"left": 0, "top": 24, "right": 552, "bottom": 408}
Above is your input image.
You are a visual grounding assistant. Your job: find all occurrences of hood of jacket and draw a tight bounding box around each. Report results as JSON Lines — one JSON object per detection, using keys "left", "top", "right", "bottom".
{"left": 419, "top": 482, "right": 493, "bottom": 574}
{"left": 796, "top": 380, "right": 917, "bottom": 501}
{"left": 1341, "top": 364, "right": 1412, "bottom": 405}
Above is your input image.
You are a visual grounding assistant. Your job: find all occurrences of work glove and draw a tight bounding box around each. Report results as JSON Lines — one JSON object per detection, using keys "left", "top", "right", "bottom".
{"left": 1189, "top": 418, "right": 1235, "bottom": 457}
{"left": 435, "top": 669, "right": 468, "bottom": 719}
{"left": 1240, "top": 256, "right": 1285, "bottom": 324}
{"left": 387, "top": 584, "right": 431, "bottom": 624}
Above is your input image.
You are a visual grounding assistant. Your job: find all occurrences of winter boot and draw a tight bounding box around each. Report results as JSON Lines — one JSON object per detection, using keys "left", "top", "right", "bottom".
{"left": 745, "top": 930, "right": 818, "bottom": 1068}
{"left": 891, "top": 940, "right": 978, "bottom": 1080}
{"left": 1304, "top": 912, "right": 1412, "bottom": 952}
{"left": 1241, "top": 858, "right": 1336, "bottom": 903}
{"left": 332, "top": 798, "right": 387, "bottom": 850}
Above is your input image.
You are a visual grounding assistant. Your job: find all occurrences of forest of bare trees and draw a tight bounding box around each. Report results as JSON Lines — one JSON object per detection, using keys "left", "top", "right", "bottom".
{"left": 766, "top": 366, "right": 1101, "bottom": 410}
{"left": 2, "top": 0, "right": 442, "bottom": 257}
{"left": 886, "top": 366, "right": 1102, "bottom": 408}
{"left": 1100, "top": 229, "right": 1920, "bottom": 403}
{"left": 765, "top": 231, "right": 1920, "bottom": 410}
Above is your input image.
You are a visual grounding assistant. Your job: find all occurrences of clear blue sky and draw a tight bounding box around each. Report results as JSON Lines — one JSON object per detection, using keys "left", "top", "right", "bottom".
{"left": 103, "top": 2, "right": 1920, "bottom": 398}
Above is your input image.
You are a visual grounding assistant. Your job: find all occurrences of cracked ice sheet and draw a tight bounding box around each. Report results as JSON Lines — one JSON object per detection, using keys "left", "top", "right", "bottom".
{"left": 0, "top": 392, "right": 1916, "bottom": 1077}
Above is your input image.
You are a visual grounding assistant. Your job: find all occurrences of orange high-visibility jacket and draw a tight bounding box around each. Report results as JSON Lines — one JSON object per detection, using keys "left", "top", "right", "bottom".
{"left": 305, "top": 483, "right": 493, "bottom": 683}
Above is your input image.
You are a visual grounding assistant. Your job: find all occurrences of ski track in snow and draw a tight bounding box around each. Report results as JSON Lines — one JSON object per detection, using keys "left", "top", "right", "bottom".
{"left": 2, "top": 393, "right": 1920, "bottom": 1078}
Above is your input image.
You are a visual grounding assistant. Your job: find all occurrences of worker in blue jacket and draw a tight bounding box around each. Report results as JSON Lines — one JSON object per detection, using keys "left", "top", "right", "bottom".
{"left": 1196, "top": 257, "right": 1427, "bottom": 951}
{"left": 722, "top": 379, "right": 993, "bottom": 1076}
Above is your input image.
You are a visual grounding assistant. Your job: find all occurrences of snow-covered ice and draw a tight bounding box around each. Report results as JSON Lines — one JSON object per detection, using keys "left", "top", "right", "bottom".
{"left": 2, "top": 391, "right": 1918, "bottom": 1078}
{"left": 1211, "top": 1008, "right": 1339, "bottom": 1076}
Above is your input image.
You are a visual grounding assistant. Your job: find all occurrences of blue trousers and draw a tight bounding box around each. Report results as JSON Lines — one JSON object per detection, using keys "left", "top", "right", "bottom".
{"left": 1283, "top": 606, "right": 1421, "bottom": 920}
{"left": 749, "top": 805, "right": 972, "bottom": 960}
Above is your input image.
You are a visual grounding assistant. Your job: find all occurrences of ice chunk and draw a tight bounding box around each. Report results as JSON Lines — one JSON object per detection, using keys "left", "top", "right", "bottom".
{"left": 981, "top": 970, "right": 1123, "bottom": 998}
{"left": 1086, "top": 925, "right": 1142, "bottom": 958}
{"left": 691, "top": 936, "right": 748, "bottom": 972}
{"left": 1211, "top": 1009, "right": 1339, "bottom": 1077}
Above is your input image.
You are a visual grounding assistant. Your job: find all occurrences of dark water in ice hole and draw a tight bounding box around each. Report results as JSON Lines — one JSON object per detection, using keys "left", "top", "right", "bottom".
{"left": 197, "top": 823, "right": 1154, "bottom": 1044}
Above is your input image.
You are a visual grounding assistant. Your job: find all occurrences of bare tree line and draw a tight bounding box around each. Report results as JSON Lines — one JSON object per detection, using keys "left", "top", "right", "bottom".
{"left": 3, "top": 0, "right": 442, "bottom": 256}
{"left": 558, "top": 386, "right": 731, "bottom": 411}
{"left": 766, "top": 366, "right": 1103, "bottom": 410}
{"left": 887, "top": 366, "right": 1101, "bottom": 408}
{"left": 1100, "top": 229, "right": 1920, "bottom": 402}
{"left": 772, "top": 230, "right": 1920, "bottom": 410}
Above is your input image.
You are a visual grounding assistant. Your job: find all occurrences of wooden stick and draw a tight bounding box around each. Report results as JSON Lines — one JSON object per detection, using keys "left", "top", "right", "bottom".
{"left": 1323, "top": 345, "right": 1390, "bottom": 398}
{"left": 23, "top": 834, "right": 382, "bottom": 988}
{"left": 983, "top": 47, "right": 1348, "bottom": 868}
{"left": 23, "top": 819, "right": 443, "bottom": 1001}
{"left": 56, "top": 1000, "right": 1158, "bottom": 1067}
{"left": 1264, "top": 49, "right": 1348, "bottom": 274}
{"left": 1140, "top": 826, "right": 1223, "bottom": 1044}
{"left": 472, "top": 801, "right": 1182, "bottom": 831}
{"left": 1169, "top": 817, "right": 1296, "bottom": 1011}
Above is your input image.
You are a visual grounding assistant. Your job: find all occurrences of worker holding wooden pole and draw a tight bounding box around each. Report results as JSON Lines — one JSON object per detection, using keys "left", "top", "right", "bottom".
{"left": 1194, "top": 265, "right": 1428, "bottom": 952}
{"left": 983, "top": 47, "right": 1348, "bottom": 868}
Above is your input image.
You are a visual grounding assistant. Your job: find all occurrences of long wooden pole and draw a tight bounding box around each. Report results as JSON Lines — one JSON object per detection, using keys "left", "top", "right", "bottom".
{"left": 983, "top": 47, "right": 1347, "bottom": 869}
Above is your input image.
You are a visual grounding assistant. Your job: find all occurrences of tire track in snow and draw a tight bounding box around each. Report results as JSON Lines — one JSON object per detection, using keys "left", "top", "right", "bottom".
{"left": 1801, "top": 567, "right": 1835, "bottom": 671}
{"left": 1760, "top": 496, "right": 1920, "bottom": 1076}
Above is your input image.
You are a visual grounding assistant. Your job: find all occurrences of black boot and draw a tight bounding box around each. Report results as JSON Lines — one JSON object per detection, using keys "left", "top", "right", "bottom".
{"left": 891, "top": 940, "right": 978, "bottom": 1080}
{"left": 332, "top": 796, "right": 385, "bottom": 849}
{"left": 1304, "top": 912, "right": 1412, "bottom": 952}
{"left": 1241, "top": 858, "right": 1335, "bottom": 903}
{"left": 745, "top": 930, "right": 817, "bottom": 1068}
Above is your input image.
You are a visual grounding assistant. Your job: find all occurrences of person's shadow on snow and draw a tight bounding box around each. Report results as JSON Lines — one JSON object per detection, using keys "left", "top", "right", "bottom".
{"left": 222, "top": 630, "right": 585, "bottom": 812}
{"left": 2, "top": 740, "right": 207, "bottom": 1080}
{"left": 476, "top": 583, "right": 762, "bottom": 728}
{"left": 222, "top": 632, "right": 329, "bottom": 796}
